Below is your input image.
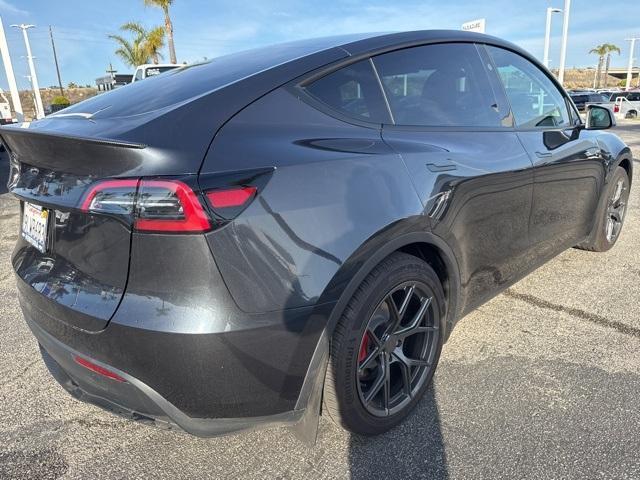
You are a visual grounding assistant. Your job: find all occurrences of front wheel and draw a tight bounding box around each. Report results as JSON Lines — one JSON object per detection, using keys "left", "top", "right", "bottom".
{"left": 578, "top": 166, "right": 630, "bottom": 252}
{"left": 322, "top": 252, "right": 445, "bottom": 435}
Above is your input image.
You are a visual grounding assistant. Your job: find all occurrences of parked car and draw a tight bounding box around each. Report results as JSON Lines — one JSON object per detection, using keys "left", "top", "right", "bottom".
{"left": 131, "top": 63, "right": 182, "bottom": 82}
{"left": 569, "top": 92, "right": 609, "bottom": 111}
{"left": 4, "top": 30, "right": 632, "bottom": 443}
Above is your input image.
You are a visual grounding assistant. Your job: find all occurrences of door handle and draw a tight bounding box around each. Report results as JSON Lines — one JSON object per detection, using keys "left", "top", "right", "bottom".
{"left": 426, "top": 163, "right": 457, "bottom": 172}
{"left": 535, "top": 151, "right": 552, "bottom": 158}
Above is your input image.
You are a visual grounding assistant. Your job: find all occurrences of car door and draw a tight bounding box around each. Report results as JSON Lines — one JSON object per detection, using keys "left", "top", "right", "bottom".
{"left": 485, "top": 46, "right": 606, "bottom": 257}
{"left": 373, "top": 42, "right": 536, "bottom": 313}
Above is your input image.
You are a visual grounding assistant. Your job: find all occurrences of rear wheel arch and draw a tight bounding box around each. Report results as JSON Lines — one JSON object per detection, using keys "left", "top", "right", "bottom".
{"left": 321, "top": 230, "right": 462, "bottom": 342}
{"left": 618, "top": 156, "right": 632, "bottom": 186}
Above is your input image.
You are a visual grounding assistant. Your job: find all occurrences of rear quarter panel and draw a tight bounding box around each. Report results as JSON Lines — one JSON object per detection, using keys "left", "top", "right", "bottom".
{"left": 201, "top": 88, "right": 425, "bottom": 313}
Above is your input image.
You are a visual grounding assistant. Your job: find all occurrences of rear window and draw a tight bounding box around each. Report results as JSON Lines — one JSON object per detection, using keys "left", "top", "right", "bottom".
{"left": 58, "top": 36, "right": 359, "bottom": 119}
{"left": 145, "top": 66, "right": 179, "bottom": 77}
{"left": 304, "top": 60, "right": 391, "bottom": 123}
{"left": 571, "top": 95, "right": 587, "bottom": 103}
{"left": 610, "top": 92, "right": 629, "bottom": 101}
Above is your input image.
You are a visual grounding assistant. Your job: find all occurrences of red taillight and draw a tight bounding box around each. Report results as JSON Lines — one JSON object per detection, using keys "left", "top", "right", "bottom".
{"left": 206, "top": 186, "right": 257, "bottom": 208}
{"left": 614, "top": 105, "right": 620, "bottom": 113}
{"left": 74, "top": 355, "right": 126, "bottom": 383}
{"left": 136, "top": 179, "right": 210, "bottom": 232}
{"left": 80, "top": 178, "right": 211, "bottom": 233}
{"left": 80, "top": 179, "right": 139, "bottom": 214}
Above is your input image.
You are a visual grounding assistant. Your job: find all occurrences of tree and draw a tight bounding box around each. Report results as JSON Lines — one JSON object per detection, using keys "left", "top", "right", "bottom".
{"left": 145, "top": 26, "right": 166, "bottom": 64}
{"left": 144, "top": 0, "right": 177, "bottom": 64}
{"left": 602, "top": 44, "right": 621, "bottom": 88}
{"left": 109, "top": 22, "right": 150, "bottom": 67}
{"left": 108, "top": 22, "right": 165, "bottom": 67}
{"left": 590, "top": 43, "right": 621, "bottom": 88}
{"left": 590, "top": 45, "right": 606, "bottom": 88}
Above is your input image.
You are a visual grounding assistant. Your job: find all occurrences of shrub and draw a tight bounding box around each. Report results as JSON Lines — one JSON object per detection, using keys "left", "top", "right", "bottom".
{"left": 52, "top": 96, "right": 70, "bottom": 106}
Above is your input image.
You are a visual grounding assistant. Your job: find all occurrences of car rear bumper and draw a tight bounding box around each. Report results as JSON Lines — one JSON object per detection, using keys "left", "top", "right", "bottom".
{"left": 30, "top": 316, "right": 304, "bottom": 437}
{"left": 17, "top": 272, "right": 333, "bottom": 437}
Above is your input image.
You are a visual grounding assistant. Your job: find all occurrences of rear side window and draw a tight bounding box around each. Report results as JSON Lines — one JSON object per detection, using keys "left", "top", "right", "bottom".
{"left": 372, "top": 43, "right": 502, "bottom": 127}
{"left": 304, "top": 59, "right": 391, "bottom": 123}
{"left": 488, "top": 46, "right": 570, "bottom": 129}
{"left": 628, "top": 92, "right": 640, "bottom": 101}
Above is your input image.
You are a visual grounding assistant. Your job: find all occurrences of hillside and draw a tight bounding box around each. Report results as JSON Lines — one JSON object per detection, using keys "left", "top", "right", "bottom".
{"left": 16, "top": 87, "right": 98, "bottom": 120}
{"left": 550, "top": 68, "right": 622, "bottom": 89}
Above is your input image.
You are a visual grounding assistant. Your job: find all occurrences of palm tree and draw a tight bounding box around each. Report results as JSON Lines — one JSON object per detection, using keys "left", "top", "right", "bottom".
{"left": 144, "top": 0, "right": 177, "bottom": 64}
{"left": 145, "top": 26, "right": 166, "bottom": 64}
{"left": 602, "top": 44, "right": 621, "bottom": 88}
{"left": 590, "top": 43, "right": 621, "bottom": 88}
{"left": 108, "top": 22, "right": 166, "bottom": 67}
{"left": 590, "top": 45, "right": 607, "bottom": 88}
{"left": 108, "top": 22, "right": 151, "bottom": 67}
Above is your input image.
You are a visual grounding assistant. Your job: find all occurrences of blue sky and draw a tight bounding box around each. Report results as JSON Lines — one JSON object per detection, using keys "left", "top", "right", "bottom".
{"left": 0, "top": 0, "right": 637, "bottom": 90}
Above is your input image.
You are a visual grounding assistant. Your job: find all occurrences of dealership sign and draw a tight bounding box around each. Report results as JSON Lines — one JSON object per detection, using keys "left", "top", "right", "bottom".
{"left": 461, "top": 18, "right": 486, "bottom": 33}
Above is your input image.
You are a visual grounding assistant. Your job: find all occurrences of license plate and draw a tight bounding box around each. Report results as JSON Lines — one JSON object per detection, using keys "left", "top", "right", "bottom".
{"left": 22, "top": 202, "right": 49, "bottom": 253}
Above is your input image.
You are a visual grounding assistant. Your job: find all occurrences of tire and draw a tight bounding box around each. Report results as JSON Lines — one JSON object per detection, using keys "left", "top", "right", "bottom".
{"left": 626, "top": 110, "right": 638, "bottom": 119}
{"left": 577, "top": 166, "right": 630, "bottom": 252}
{"left": 323, "top": 252, "right": 445, "bottom": 435}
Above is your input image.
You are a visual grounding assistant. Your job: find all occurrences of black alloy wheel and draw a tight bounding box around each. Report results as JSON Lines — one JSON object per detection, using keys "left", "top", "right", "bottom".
{"left": 323, "top": 252, "right": 445, "bottom": 435}
{"left": 356, "top": 282, "right": 439, "bottom": 417}
{"left": 605, "top": 176, "right": 628, "bottom": 244}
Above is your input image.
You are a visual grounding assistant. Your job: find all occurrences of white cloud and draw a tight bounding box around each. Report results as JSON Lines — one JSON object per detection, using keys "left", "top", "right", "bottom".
{"left": 0, "top": 0, "right": 28, "bottom": 16}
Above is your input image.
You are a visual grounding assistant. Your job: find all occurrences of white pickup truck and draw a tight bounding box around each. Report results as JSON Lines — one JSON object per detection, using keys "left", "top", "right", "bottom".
{"left": 600, "top": 91, "right": 640, "bottom": 119}
{"left": 132, "top": 64, "right": 181, "bottom": 82}
{"left": 585, "top": 91, "right": 640, "bottom": 120}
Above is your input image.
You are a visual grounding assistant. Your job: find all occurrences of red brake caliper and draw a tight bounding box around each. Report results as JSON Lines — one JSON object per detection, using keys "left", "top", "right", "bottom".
{"left": 358, "top": 331, "right": 370, "bottom": 363}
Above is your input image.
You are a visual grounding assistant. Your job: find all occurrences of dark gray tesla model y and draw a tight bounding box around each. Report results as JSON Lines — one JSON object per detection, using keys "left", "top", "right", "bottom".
{"left": 5, "top": 30, "right": 632, "bottom": 442}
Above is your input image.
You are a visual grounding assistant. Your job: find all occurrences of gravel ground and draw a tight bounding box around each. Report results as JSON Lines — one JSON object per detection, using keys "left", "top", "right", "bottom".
{"left": 0, "top": 123, "right": 639, "bottom": 479}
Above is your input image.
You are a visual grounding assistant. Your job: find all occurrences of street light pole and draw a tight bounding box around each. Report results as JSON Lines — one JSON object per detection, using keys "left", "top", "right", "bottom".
{"left": 557, "top": 0, "right": 571, "bottom": 85}
{"left": 12, "top": 24, "right": 44, "bottom": 119}
{"left": 0, "top": 16, "right": 23, "bottom": 121}
{"left": 543, "top": 7, "right": 562, "bottom": 68}
{"left": 625, "top": 37, "right": 638, "bottom": 91}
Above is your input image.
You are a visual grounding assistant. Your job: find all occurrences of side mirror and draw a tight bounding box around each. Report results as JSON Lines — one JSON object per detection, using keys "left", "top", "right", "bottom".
{"left": 586, "top": 105, "right": 616, "bottom": 130}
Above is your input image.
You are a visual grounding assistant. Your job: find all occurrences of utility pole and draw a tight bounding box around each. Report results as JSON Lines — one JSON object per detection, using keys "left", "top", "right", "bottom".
{"left": 0, "top": 17, "right": 23, "bottom": 121}
{"left": 49, "top": 26, "right": 64, "bottom": 96}
{"left": 543, "top": 7, "right": 562, "bottom": 68}
{"left": 106, "top": 62, "right": 117, "bottom": 89}
{"left": 557, "top": 0, "right": 571, "bottom": 85}
{"left": 12, "top": 24, "right": 44, "bottom": 119}
{"left": 625, "top": 37, "right": 639, "bottom": 91}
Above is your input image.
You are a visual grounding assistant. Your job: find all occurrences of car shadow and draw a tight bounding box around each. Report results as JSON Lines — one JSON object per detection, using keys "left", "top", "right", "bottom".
{"left": 346, "top": 383, "right": 449, "bottom": 479}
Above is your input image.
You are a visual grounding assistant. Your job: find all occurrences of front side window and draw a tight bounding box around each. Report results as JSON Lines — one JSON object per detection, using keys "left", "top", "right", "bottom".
{"left": 372, "top": 43, "right": 502, "bottom": 127}
{"left": 487, "top": 46, "right": 570, "bottom": 129}
{"left": 304, "top": 60, "right": 391, "bottom": 123}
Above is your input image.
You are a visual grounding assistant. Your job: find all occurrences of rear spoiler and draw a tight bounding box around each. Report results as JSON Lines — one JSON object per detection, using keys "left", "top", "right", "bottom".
{"left": 0, "top": 127, "right": 147, "bottom": 177}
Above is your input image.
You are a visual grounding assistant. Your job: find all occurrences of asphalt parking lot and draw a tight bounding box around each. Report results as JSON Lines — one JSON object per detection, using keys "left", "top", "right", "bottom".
{"left": 0, "top": 124, "right": 639, "bottom": 480}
